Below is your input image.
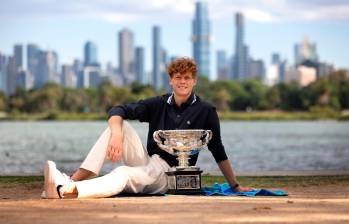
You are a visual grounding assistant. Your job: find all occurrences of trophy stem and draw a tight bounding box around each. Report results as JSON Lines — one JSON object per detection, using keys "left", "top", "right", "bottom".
{"left": 177, "top": 152, "right": 189, "bottom": 167}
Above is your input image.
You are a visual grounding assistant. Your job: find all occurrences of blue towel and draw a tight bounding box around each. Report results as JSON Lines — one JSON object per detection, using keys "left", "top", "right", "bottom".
{"left": 203, "top": 183, "right": 288, "bottom": 196}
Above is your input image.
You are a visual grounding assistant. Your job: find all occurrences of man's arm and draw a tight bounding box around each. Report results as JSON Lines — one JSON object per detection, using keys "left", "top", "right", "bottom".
{"left": 107, "top": 116, "right": 124, "bottom": 163}
{"left": 218, "top": 159, "right": 253, "bottom": 192}
{"left": 106, "top": 97, "right": 159, "bottom": 163}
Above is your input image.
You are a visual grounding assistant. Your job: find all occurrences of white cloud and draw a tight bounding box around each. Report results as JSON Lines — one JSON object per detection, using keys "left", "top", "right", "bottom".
{"left": 242, "top": 9, "right": 276, "bottom": 23}
{"left": 1, "top": 0, "right": 349, "bottom": 23}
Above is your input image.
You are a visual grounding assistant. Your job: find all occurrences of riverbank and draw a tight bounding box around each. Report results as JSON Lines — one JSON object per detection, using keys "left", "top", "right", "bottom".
{"left": 1, "top": 110, "right": 349, "bottom": 121}
{"left": 1, "top": 175, "right": 349, "bottom": 223}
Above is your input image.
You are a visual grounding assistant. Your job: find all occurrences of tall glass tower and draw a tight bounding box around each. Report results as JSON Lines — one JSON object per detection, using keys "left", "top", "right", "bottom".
{"left": 14, "top": 44, "right": 23, "bottom": 71}
{"left": 84, "top": 41, "right": 98, "bottom": 66}
{"left": 192, "top": 1, "right": 210, "bottom": 78}
{"left": 234, "top": 12, "right": 248, "bottom": 80}
{"left": 118, "top": 28, "right": 135, "bottom": 85}
{"left": 135, "top": 46, "right": 146, "bottom": 84}
{"left": 152, "top": 26, "right": 163, "bottom": 90}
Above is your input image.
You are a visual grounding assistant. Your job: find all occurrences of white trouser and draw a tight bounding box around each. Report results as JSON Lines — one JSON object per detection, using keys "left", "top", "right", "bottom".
{"left": 74, "top": 121, "right": 170, "bottom": 198}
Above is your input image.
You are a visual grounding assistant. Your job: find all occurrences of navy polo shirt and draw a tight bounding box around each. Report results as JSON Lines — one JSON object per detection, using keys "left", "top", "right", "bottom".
{"left": 108, "top": 93, "right": 228, "bottom": 167}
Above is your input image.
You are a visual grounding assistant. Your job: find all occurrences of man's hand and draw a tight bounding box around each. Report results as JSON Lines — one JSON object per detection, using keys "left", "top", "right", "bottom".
{"left": 235, "top": 185, "right": 254, "bottom": 192}
{"left": 107, "top": 133, "right": 123, "bottom": 163}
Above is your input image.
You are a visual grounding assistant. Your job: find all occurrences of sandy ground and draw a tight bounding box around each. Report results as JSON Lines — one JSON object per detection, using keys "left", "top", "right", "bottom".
{"left": 1, "top": 183, "right": 349, "bottom": 224}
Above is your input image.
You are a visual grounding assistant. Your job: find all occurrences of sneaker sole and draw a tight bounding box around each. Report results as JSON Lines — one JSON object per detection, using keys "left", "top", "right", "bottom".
{"left": 44, "top": 161, "right": 60, "bottom": 199}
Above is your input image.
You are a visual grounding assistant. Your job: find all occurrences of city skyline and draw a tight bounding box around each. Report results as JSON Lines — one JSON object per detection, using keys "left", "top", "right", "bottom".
{"left": 1, "top": 0, "right": 349, "bottom": 81}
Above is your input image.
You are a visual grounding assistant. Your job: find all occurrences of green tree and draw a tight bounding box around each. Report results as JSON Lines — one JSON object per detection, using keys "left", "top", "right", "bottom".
{"left": 277, "top": 82, "right": 305, "bottom": 111}
{"left": 61, "top": 88, "right": 87, "bottom": 112}
{"left": 266, "top": 86, "right": 281, "bottom": 109}
{"left": 0, "top": 91, "right": 6, "bottom": 111}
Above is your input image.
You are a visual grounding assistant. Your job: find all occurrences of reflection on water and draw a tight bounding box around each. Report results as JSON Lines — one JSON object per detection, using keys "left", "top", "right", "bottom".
{"left": 0, "top": 121, "right": 348, "bottom": 175}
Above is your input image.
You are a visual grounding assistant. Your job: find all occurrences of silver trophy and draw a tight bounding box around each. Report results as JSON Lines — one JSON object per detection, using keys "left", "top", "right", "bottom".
{"left": 153, "top": 129, "right": 212, "bottom": 194}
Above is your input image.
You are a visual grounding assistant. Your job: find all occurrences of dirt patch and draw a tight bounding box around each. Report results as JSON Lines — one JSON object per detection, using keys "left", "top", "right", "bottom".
{"left": 1, "top": 181, "right": 349, "bottom": 223}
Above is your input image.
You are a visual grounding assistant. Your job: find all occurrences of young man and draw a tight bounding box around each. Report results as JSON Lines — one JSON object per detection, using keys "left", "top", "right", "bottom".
{"left": 44, "top": 57, "right": 251, "bottom": 199}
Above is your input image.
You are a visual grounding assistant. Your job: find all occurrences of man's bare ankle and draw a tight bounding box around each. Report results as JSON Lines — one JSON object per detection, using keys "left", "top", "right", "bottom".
{"left": 71, "top": 168, "right": 94, "bottom": 181}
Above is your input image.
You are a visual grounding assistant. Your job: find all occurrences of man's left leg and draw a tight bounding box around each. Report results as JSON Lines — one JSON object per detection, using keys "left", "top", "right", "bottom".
{"left": 55, "top": 154, "right": 170, "bottom": 199}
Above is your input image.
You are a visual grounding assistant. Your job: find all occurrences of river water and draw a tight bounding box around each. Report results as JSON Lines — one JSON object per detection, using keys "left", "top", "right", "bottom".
{"left": 0, "top": 121, "right": 348, "bottom": 175}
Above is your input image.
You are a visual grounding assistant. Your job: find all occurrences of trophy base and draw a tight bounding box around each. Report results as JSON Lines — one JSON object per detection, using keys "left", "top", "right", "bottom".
{"left": 165, "top": 168, "right": 204, "bottom": 195}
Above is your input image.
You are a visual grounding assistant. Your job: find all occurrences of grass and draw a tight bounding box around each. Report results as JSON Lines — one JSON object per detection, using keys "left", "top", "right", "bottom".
{"left": 1, "top": 175, "right": 349, "bottom": 189}
{"left": 1, "top": 110, "right": 348, "bottom": 121}
{"left": 218, "top": 111, "right": 341, "bottom": 121}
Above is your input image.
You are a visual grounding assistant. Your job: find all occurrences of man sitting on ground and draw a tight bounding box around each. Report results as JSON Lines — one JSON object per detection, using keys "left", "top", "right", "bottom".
{"left": 44, "top": 57, "right": 252, "bottom": 199}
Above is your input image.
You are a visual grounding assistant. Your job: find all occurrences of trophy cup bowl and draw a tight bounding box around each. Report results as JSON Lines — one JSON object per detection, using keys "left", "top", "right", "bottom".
{"left": 153, "top": 129, "right": 212, "bottom": 194}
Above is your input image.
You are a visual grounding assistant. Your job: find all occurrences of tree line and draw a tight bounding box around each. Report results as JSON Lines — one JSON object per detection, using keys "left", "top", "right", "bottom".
{"left": 0, "top": 70, "right": 348, "bottom": 114}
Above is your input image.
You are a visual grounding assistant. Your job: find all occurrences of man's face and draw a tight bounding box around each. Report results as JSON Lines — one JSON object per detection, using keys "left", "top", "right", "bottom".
{"left": 169, "top": 72, "right": 197, "bottom": 97}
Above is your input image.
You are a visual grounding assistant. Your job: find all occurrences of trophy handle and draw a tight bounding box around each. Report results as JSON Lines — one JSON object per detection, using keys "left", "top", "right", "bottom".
{"left": 153, "top": 130, "right": 174, "bottom": 154}
{"left": 202, "top": 130, "right": 212, "bottom": 146}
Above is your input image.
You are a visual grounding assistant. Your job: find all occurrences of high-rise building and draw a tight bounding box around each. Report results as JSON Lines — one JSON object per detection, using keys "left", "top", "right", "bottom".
{"left": 216, "top": 50, "right": 229, "bottom": 80}
{"left": 6, "top": 56, "right": 17, "bottom": 95}
{"left": 27, "top": 44, "right": 40, "bottom": 81}
{"left": 270, "top": 52, "right": 287, "bottom": 82}
{"left": 192, "top": 1, "right": 211, "bottom": 78}
{"left": 265, "top": 64, "right": 279, "bottom": 86}
{"left": 152, "top": 26, "right": 163, "bottom": 89}
{"left": 294, "top": 36, "right": 318, "bottom": 66}
{"left": 285, "top": 65, "right": 316, "bottom": 87}
{"left": 248, "top": 59, "right": 265, "bottom": 79}
{"left": 135, "top": 47, "right": 146, "bottom": 84}
{"left": 16, "top": 70, "right": 33, "bottom": 90}
{"left": 234, "top": 12, "right": 248, "bottom": 80}
{"left": 0, "top": 53, "right": 8, "bottom": 94}
{"left": 272, "top": 53, "right": 281, "bottom": 64}
{"left": 73, "top": 59, "right": 83, "bottom": 75}
{"left": 35, "top": 51, "right": 58, "bottom": 88}
{"left": 62, "top": 65, "right": 77, "bottom": 88}
{"left": 77, "top": 66, "right": 101, "bottom": 88}
{"left": 318, "top": 62, "right": 334, "bottom": 77}
{"left": 161, "top": 49, "right": 170, "bottom": 91}
{"left": 84, "top": 41, "right": 98, "bottom": 66}
{"left": 118, "top": 28, "right": 135, "bottom": 85}
{"left": 14, "top": 44, "right": 23, "bottom": 71}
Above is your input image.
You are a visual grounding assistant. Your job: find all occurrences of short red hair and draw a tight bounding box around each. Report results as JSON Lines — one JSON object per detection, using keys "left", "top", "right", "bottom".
{"left": 167, "top": 57, "right": 198, "bottom": 78}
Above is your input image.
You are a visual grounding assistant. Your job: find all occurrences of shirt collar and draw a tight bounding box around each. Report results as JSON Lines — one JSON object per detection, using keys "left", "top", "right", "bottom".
{"left": 167, "top": 92, "right": 197, "bottom": 106}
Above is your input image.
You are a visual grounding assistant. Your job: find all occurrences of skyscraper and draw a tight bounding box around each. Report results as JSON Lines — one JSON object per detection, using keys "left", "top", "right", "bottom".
{"left": 6, "top": 56, "right": 17, "bottom": 95}
{"left": 270, "top": 52, "right": 287, "bottom": 82}
{"left": 152, "top": 26, "right": 163, "bottom": 89}
{"left": 192, "top": 1, "right": 211, "bottom": 78}
{"left": 234, "top": 12, "right": 248, "bottom": 80}
{"left": 216, "top": 50, "right": 229, "bottom": 80}
{"left": 294, "top": 36, "right": 318, "bottom": 66}
{"left": 35, "top": 51, "right": 58, "bottom": 88}
{"left": 62, "top": 65, "right": 76, "bottom": 88}
{"left": 248, "top": 59, "right": 265, "bottom": 79}
{"left": 0, "top": 53, "right": 8, "bottom": 94}
{"left": 14, "top": 44, "right": 23, "bottom": 71}
{"left": 27, "top": 44, "right": 40, "bottom": 80}
{"left": 135, "top": 47, "right": 146, "bottom": 84}
{"left": 118, "top": 28, "right": 135, "bottom": 85}
{"left": 161, "top": 48, "right": 170, "bottom": 91}
{"left": 84, "top": 41, "right": 98, "bottom": 66}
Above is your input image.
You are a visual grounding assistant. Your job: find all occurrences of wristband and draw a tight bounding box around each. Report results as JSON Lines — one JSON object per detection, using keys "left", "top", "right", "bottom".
{"left": 232, "top": 183, "right": 239, "bottom": 190}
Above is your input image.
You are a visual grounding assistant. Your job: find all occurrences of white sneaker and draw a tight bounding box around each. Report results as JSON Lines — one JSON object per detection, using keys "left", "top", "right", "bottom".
{"left": 44, "top": 160, "right": 72, "bottom": 199}
{"left": 41, "top": 190, "right": 47, "bottom": 199}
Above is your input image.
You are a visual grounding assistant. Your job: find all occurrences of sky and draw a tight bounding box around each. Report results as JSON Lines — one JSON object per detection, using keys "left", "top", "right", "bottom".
{"left": 0, "top": 0, "right": 349, "bottom": 80}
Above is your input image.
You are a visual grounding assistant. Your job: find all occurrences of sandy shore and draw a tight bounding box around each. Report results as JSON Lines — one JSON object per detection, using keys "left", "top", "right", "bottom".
{"left": 1, "top": 179, "right": 349, "bottom": 223}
